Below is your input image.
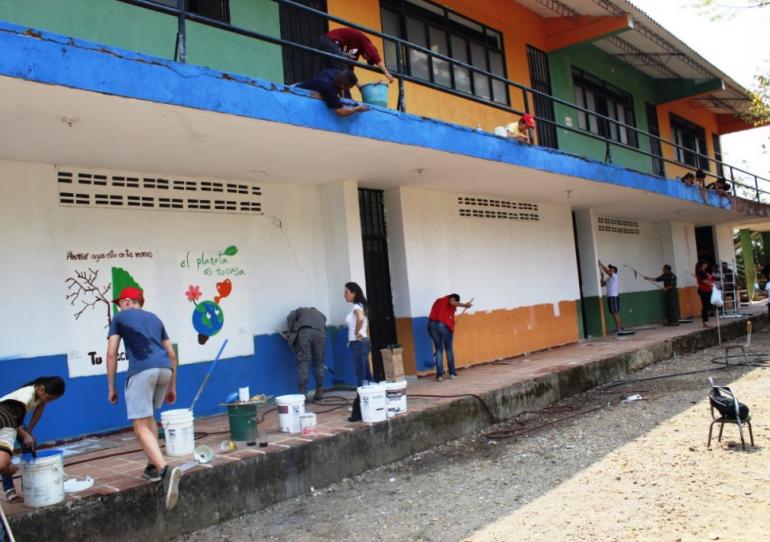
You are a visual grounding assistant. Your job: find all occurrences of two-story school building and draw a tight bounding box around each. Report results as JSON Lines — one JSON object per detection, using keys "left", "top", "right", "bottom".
{"left": 1, "top": 0, "right": 768, "bottom": 441}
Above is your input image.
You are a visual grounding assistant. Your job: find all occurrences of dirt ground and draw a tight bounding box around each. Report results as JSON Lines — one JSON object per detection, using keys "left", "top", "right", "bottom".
{"left": 176, "top": 328, "right": 770, "bottom": 542}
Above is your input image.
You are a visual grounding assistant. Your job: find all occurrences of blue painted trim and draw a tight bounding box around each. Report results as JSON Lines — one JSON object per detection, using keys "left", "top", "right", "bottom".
{"left": 0, "top": 21, "right": 732, "bottom": 211}
{"left": 0, "top": 330, "right": 355, "bottom": 442}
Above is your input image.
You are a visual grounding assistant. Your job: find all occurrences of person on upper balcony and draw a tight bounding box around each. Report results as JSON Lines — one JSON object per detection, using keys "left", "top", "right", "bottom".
{"left": 319, "top": 27, "right": 395, "bottom": 98}
{"left": 695, "top": 168, "right": 707, "bottom": 188}
{"left": 681, "top": 172, "right": 696, "bottom": 186}
{"left": 297, "top": 68, "right": 368, "bottom": 117}
{"left": 505, "top": 114, "right": 536, "bottom": 144}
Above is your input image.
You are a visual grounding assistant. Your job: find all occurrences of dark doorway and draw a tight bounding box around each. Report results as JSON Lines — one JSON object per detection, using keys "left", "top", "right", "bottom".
{"left": 278, "top": 0, "right": 328, "bottom": 84}
{"left": 358, "top": 189, "right": 398, "bottom": 381}
{"left": 645, "top": 102, "right": 665, "bottom": 177}
{"left": 526, "top": 45, "right": 557, "bottom": 149}
{"left": 695, "top": 226, "right": 717, "bottom": 268}
{"left": 571, "top": 212, "right": 588, "bottom": 338}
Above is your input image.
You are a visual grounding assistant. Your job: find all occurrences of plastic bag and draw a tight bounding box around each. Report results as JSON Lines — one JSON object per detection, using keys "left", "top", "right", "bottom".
{"left": 711, "top": 287, "right": 724, "bottom": 307}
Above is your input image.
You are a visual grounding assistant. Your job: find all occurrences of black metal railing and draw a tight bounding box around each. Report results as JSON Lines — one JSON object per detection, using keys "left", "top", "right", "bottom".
{"left": 117, "top": 0, "right": 770, "bottom": 204}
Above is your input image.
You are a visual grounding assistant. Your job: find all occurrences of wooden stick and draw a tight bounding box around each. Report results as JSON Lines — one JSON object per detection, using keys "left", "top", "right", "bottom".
{"left": 623, "top": 264, "right": 663, "bottom": 289}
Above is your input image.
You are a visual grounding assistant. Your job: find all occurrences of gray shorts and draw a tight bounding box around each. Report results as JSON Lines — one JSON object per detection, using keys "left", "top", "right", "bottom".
{"left": 125, "top": 368, "right": 172, "bottom": 420}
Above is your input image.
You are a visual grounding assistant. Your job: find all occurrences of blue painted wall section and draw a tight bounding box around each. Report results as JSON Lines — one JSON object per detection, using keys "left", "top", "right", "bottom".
{"left": 0, "top": 329, "right": 354, "bottom": 443}
{"left": 0, "top": 21, "right": 734, "bottom": 212}
{"left": 411, "top": 317, "right": 437, "bottom": 372}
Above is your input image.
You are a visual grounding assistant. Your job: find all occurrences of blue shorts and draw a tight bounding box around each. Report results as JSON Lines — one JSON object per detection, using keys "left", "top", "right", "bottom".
{"left": 607, "top": 296, "right": 620, "bottom": 314}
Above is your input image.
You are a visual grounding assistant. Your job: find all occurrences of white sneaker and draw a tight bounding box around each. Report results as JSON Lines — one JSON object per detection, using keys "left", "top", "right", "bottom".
{"left": 162, "top": 466, "right": 183, "bottom": 511}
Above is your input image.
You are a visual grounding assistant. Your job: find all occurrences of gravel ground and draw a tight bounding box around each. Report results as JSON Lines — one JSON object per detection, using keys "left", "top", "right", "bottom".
{"left": 176, "top": 327, "right": 770, "bottom": 542}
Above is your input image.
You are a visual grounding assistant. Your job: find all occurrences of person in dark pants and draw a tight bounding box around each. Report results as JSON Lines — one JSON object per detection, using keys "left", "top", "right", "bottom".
{"left": 318, "top": 27, "right": 394, "bottom": 98}
{"left": 297, "top": 68, "right": 367, "bottom": 117}
{"left": 696, "top": 261, "right": 715, "bottom": 328}
{"left": 645, "top": 265, "right": 680, "bottom": 325}
{"left": 428, "top": 294, "right": 473, "bottom": 381}
{"left": 284, "top": 307, "right": 327, "bottom": 402}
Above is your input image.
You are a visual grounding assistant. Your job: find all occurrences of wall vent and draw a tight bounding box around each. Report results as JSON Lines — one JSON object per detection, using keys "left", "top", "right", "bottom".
{"left": 57, "top": 170, "right": 263, "bottom": 215}
{"left": 597, "top": 216, "right": 640, "bottom": 235}
{"left": 457, "top": 196, "right": 539, "bottom": 222}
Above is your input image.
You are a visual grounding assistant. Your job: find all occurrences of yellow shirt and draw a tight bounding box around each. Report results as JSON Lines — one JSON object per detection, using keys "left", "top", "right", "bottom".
{"left": 0, "top": 386, "right": 40, "bottom": 414}
{"left": 505, "top": 122, "right": 529, "bottom": 142}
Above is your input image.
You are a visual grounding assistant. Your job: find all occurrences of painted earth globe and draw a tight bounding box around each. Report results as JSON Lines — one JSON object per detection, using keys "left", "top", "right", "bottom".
{"left": 192, "top": 300, "right": 224, "bottom": 344}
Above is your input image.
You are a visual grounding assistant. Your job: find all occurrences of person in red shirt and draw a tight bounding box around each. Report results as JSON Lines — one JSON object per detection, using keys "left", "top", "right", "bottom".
{"left": 696, "top": 261, "right": 715, "bottom": 328}
{"left": 428, "top": 294, "right": 473, "bottom": 381}
{"left": 318, "top": 27, "right": 395, "bottom": 97}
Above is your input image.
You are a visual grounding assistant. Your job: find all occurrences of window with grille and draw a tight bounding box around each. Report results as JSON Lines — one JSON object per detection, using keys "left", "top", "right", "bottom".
{"left": 457, "top": 196, "right": 539, "bottom": 222}
{"left": 141, "top": 0, "right": 230, "bottom": 22}
{"left": 381, "top": 0, "right": 509, "bottom": 105}
{"left": 572, "top": 68, "right": 638, "bottom": 148}
{"left": 670, "top": 114, "right": 709, "bottom": 170}
{"left": 57, "top": 169, "right": 263, "bottom": 215}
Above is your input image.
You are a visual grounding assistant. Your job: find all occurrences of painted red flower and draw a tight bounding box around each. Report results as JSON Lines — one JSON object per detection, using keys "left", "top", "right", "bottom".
{"left": 185, "top": 284, "right": 202, "bottom": 302}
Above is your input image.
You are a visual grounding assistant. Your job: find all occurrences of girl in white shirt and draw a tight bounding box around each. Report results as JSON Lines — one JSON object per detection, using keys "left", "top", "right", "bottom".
{"left": 344, "top": 282, "right": 372, "bottom": 387}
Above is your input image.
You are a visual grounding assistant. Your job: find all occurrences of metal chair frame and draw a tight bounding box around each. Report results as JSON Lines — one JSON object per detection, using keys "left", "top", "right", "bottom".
{"left": 707, "top": 377, "right": 754, "bottom": 451}
{"left": 723, "top": 321, "right": 752, "bottom": 366}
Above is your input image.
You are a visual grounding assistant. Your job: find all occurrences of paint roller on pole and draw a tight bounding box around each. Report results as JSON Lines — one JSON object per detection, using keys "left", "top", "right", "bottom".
{"left": 623, "top": 264, "right": 663, "bottom": 289}
{"left": 189, "top": 339, "right": 228, "bottom": 414}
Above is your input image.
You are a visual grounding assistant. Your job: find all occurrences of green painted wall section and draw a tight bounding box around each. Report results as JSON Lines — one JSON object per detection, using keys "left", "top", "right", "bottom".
{"left": 740, "top": 229, "right": 756, "bottom": 298}
{"left": 548, "top": 43, "right": 656, "bottom": 175}
{"left": 581, "top": 289, "right": 668, "bottom": 338}
{"left": 0, "top": 0, "right": 282, "bottom": 82}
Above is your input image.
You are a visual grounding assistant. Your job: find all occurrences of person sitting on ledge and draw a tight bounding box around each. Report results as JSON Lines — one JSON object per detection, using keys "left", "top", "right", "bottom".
{"left": 707, "top": 177, "right": 732, "bottom": 195}
{"left": 695, "top": 168, "right": 707, "bottom": 188}
{"left": 505, "top": 113, "right": 536, "bottom": 144}
{"left": 681, "top": 172, "right": 696, "bottom": 185}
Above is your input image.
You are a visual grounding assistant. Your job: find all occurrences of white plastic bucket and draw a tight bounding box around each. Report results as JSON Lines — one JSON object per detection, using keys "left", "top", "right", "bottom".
{"left": 21, "top": 450, "right": 65, "bottom": 508}
{"left": 300, "top": 412, "right": 317, "bottom": 435}
{"left": 161, "top": 408, "right": 195, "bottom": 457}
{"left": 358, "top": 385, "right": 387, "bottom": 423}
{"left": 382, "top": 380, "right": 408, "bottom": 417}
{"left": 276, "top": 394, "right": 306, "bottom": 433}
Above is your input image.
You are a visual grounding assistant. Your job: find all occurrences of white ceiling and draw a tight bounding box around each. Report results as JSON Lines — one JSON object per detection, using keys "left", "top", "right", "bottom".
{"left": 0, "top": 75, "right": 758, "bottom": 227}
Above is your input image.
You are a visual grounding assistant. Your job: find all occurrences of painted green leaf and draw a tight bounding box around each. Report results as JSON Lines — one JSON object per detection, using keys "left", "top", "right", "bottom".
{"left": 223, "top": 245, "right": 238, "bottom": 256}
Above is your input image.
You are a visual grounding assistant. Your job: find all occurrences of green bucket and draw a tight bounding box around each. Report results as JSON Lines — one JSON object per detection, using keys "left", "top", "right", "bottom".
{"left": 227, "top": 403, "right": 257, "bottom": 442}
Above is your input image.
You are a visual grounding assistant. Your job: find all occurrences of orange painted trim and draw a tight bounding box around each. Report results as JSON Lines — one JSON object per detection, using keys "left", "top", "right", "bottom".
{"left": 406, "top": 301, "right": 580, "bottom": 376}
{"left": 715, "top": 114, "right": 755, "bottom": 135}
{"left": 544, "top": 15, "right": 632, "bottom": 52}
{"left": 395, "top": 317, "right": 417, "bottom": 375}
{"left": 678, "top": 286, "right": 700, "bottom": 319}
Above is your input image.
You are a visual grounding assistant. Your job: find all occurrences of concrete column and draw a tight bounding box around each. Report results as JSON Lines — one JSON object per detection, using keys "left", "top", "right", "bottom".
{"left": 657, "top": 222, "right": 698, "bottom": 288}
{"left": 739, "top": 229, "right": 755, "bottom": 299}
{"left": 382, "top": 187, "right": 411, "bottom": 318}
{"left": 713, "top": 224, "right": 736, "bottom": 268}
{"left": 573, "top": 209, "right": 603, "bottom": 337}
{"left": 321, "top": 180, "right": 365, "bottom": 324}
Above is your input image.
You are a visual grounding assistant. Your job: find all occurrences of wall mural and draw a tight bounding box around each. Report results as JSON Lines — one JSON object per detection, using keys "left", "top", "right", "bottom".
{"left": 65, "top": 244, "right": 254, "bottom": 378}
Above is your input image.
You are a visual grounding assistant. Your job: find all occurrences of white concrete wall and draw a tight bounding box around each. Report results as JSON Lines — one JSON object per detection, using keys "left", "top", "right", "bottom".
{"left": 389, "top": 187, "right": 580, "bottom": 318}
{"left": 713, "top": 224, "right": 736, "bottom": 268}
{"left": 0, "top": 159, "right": 335, "bottom": 374}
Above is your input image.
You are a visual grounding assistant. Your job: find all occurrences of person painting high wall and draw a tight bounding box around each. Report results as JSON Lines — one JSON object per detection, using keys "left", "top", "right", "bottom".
{"left": 599, "top": 260, "right": 624, "bottom": 334}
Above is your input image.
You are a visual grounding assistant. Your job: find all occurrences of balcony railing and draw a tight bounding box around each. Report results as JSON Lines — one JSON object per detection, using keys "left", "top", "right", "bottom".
{"left": 117, "top": 0, "right": 770, "bottom": 204}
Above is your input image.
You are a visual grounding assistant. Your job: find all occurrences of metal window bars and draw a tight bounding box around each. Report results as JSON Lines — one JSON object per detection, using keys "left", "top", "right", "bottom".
{"left": 117, "top": 0, "right": 770, "bottom": 203}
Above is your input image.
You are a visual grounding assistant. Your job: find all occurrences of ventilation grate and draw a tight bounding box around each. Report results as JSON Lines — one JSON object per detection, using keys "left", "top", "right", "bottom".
{"left": 457, "top": 195, "right": 540, "bottom": 222}
{"left": 57, "top": 169, "right": 263, "bottom": 215}
{"left": 597, "top": 217, "right": 640, "bottom": 235}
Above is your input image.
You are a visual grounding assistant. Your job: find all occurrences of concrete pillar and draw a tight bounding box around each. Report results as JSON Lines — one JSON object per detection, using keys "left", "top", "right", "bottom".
{"left": 713, "top": 224, "right": 736, "bottom": 268}
{"left": 739, "top": 229, "right": 755, "bottom": 299}
{"left": 321, "top": 180, "right": 365, "bottom": 324}
{"left": 573, "top": 209, "right": 603, "bottom": 337}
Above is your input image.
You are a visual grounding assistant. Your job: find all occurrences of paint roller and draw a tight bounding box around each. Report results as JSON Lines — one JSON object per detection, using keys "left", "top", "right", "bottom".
{"left": 623, "top": 265, "right": 663, "bottom": 289}
{"left": 189, "top": 339, "right": 228, "bottom": 414}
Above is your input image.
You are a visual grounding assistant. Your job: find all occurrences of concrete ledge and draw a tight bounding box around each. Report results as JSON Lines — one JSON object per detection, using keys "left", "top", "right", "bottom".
{"left": 9, "top": 314, "right": 764, "bottom": 541}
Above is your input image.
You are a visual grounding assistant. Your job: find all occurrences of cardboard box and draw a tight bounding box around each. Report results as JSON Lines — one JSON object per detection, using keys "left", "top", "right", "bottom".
{"left": 381, "top": 346, "right": 404, "bottom": 381}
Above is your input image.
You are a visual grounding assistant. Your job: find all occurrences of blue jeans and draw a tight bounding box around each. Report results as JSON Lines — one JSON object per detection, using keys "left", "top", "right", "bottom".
{"left": 348, "top": 339, "right": 372, "bottom": 387}
{"left": 2, "top": 473, "right": 12, "bottom": 492}
{"left": 429, "top": 320, "right": 455, "bottom": 376}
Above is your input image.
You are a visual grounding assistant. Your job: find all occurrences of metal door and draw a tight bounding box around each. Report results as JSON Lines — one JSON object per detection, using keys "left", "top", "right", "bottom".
{"left": 358, "top": 189, "right": 398, "bottom": 381}
{"left": 526, "top": 45, "right": 557, "bottom": 149}
{"left": 279, "top": 0, "right": 328, "bottom": 84}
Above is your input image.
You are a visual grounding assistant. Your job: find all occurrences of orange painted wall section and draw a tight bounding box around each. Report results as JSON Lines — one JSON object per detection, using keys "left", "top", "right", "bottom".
{"left": 398, "top": 301, "right": 579, "bottom": 375}
{"left": 327, "top": 0, "right": 548, "bottom": 131}
{"left": 678, "top": 285, "right": 700, "bottom": 319}
{"left": 395, "top": 316, "right": 417, "bottom": 375}
{"left": 656, "top": 98, "right": 720, "bottom": 181}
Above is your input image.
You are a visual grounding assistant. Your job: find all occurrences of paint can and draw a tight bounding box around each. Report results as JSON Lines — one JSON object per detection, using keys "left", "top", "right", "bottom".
{"left": 381, "top": 380, "right": 408, "bottom": 417}
{"left": 299, "top": 412, "right": 317, "bottom": 435}
{"left": 360, "top": 82, "right": 388, "bottom": 108}
{"left": 357, "top": 385, "right": 387, "bottom": 423}
{"left": 226, "top": 403, "right": 258, "bottom": 442}
{"left": 21, "top": 450, "right": 65, "bottom": 508}
{"left": 161, "top": 408, "right": 195, "bottom": 457}
{"left": 276, "top": 394, "right": 306, "bottom": 433}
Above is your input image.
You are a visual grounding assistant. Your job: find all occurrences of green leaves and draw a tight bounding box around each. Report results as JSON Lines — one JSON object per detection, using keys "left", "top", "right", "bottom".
{"left": 223, "top": 245, "right": 238, "bottom": 256}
